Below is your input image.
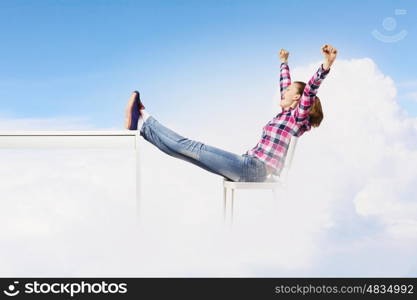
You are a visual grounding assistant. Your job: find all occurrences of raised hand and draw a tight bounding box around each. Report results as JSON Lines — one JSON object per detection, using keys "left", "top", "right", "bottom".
{"left": 321, "top": 44, "right": 338, "bottom": 70}
{"left": 279, "top": 48, "right": 289, "bottom": 63}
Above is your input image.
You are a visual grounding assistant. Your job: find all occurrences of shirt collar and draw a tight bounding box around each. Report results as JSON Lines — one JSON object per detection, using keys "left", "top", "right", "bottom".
{"left": 282, "top": 106, "right": 295, "bottom": 114}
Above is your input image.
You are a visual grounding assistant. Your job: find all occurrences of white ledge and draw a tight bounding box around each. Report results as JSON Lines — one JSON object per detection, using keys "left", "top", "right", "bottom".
{"left": 0, "top": 129, "right": 142, "bottom": 219}
{"left": 0, "top": 130, "right": 140, "bottom": 149}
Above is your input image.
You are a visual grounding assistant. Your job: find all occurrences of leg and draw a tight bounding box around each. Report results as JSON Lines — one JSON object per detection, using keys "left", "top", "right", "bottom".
{"left": 140, "top": 116, "right": 245, "bottom": 182}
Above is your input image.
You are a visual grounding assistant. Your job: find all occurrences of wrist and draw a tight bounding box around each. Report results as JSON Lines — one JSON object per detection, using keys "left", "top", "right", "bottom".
{"left": 322, "top": 61, "right": 331, "bottom": 70}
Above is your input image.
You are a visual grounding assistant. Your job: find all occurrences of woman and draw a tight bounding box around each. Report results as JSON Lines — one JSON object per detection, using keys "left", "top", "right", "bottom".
{"left": 125, "top": 45, "right": 338, "bottom": 182}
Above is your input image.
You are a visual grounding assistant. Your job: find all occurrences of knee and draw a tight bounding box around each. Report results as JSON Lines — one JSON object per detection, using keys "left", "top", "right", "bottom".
{"left": 178, "top": 138, "right": 204, "bottom": 150}
{"left": 176, "top": 138, "right": 204, "bottom": 159}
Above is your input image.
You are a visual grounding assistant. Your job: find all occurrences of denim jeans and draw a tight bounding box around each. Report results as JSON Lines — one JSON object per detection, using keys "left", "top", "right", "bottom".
{"left": 139, "top": 116, "right": 268, "bottom": 182}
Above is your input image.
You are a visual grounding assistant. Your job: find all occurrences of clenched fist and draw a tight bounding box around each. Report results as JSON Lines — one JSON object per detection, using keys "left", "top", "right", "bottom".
{"left": 321, "top": 44, "right": 338, "bottom": 70}
{"left": 279, "top": 49, "right": 289, "bottom": 63}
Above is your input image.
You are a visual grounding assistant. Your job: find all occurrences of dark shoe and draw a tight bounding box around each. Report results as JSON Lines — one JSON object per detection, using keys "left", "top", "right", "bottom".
{"left": 134, "top": 90, "right": 145, "bottom": 111}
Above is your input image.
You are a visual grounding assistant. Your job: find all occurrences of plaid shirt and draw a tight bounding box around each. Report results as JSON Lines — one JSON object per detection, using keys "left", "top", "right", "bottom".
{"left": 246, "top": 62, "right": 330, "bottom": 175}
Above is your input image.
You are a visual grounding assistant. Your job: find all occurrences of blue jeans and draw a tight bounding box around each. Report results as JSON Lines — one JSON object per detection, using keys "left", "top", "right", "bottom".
{"left": 139, "top": 116, "right": 268, "bottom": 182}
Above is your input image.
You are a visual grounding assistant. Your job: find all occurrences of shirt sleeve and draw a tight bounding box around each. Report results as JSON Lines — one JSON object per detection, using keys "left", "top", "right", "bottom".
{"left": 280, "top": 62, "right": 291, "bottom": 100}
{"left": 294, "top": 64, "right": 330, "bottom": 125}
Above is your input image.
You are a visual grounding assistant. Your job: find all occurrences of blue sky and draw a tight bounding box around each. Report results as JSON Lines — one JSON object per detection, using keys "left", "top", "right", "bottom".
{"left": 0, "top": 0, "right": 416, "bottom": 128}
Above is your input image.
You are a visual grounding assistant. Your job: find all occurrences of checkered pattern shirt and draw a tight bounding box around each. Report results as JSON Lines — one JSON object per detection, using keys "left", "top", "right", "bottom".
{"left": 246, "top": 62, "right": 330, "bottom": 175}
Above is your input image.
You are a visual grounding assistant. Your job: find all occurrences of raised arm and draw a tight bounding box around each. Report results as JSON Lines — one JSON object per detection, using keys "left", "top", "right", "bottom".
{"left": 294, "top": 44, "right": 338, "bottom": 125}
{"left": 279, "top": 49, "right": 291, "bottom": 100}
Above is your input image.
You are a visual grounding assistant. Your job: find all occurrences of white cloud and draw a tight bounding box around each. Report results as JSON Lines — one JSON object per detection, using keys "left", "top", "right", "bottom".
{"left": 286, "top": 59, "right": 417, "bottom": 237}
{"left": 0, "top": 57, "right": 416, "bottom": 277}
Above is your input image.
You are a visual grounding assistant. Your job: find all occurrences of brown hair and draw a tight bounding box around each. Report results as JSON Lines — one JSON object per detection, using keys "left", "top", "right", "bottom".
{"left": 293, "top": 81, "right": 324, "bottom": 128}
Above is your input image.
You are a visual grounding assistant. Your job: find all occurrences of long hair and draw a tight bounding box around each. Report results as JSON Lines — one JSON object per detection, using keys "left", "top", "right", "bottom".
{"left": 293, "top": 81, "right": 324, "bottom": 128}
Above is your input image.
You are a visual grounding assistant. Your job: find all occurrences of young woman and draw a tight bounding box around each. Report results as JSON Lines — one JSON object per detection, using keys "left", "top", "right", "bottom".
{"left": 125, "top": 45, "right": 338, "bottom": 182}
